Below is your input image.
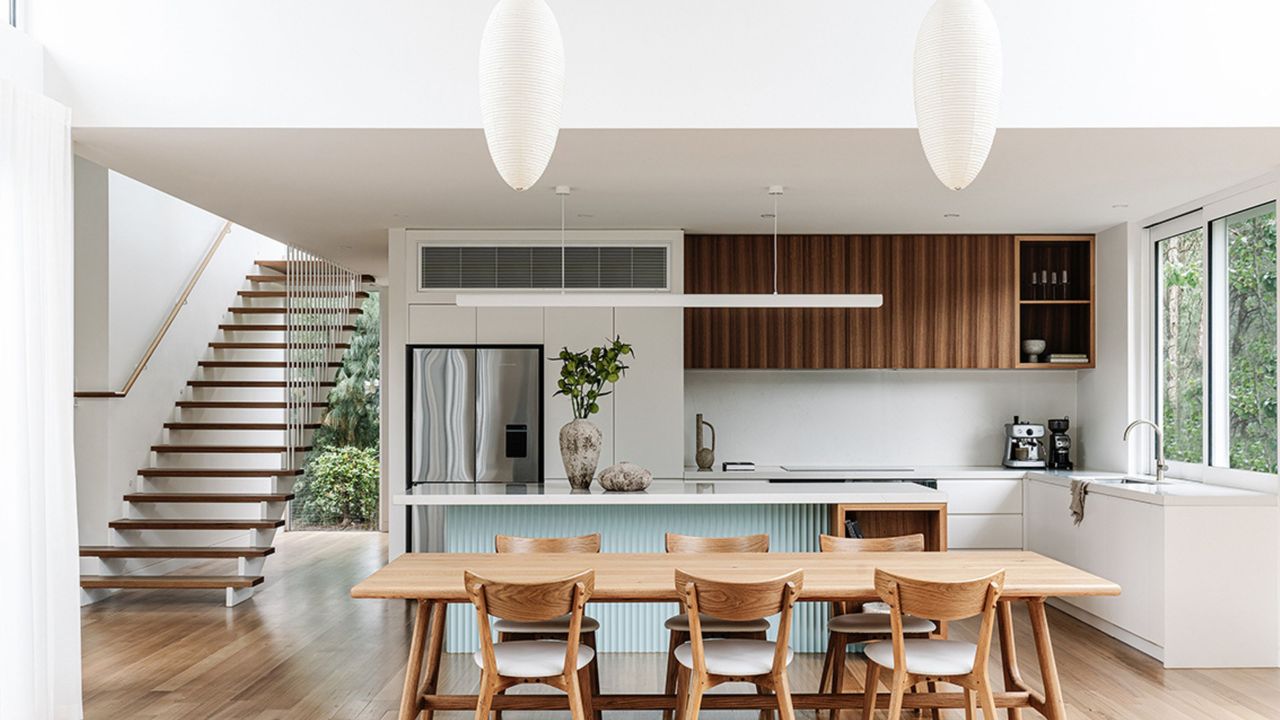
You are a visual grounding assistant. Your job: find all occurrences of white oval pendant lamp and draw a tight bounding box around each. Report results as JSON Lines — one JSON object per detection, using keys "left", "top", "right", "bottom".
{"left": 479, "top": 0, "right": 565, "bottom": 192}
{"left": 912, "top": 0, "right": 1002, "bottom": 191}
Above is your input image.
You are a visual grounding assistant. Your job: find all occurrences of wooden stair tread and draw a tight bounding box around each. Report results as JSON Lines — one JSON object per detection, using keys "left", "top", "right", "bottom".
{"left": 150, "top": 445, "right": 312, "bottom": 453}
{"left": 80, "top": 545, "right": 275, "bottom": 558}
{"left": 210, "top": 342, "right": 350, "bottom": 349}
{"left": 137, "top": 467, "right": 302, "bottom": 477}
{"left": 253, "top": 262, "right": 375, "bottom": 283}
{"left": 175, "top": 401, "right": 328, "bottom": 409}
{"left": 220, "top": 324, "right": 356, "bottom": 331}
{"left": 164, "top": 422, "right": 319, "bottom": 430}
{"left": 80, "top": 575, "right": 264, "bottom": 590}
{"left": 229, "top": 306, "right": 362, "bottom": 314}
{"left": 198, "top": 360, "right": 342, "bottom": 368}
{"left": 247, "top": 273, "right": 376, "bottom": 284}
{"left": 124, "top": 492, "right": 295, "bottom": 503}
{"left": 239, "top": 290, "right": 369, "bottom": 299}
{"left": 188, "top": 380, "right": 335, "bottom": 388}
{"left": 109, "top": 518, "right": 285, "bottom": 530}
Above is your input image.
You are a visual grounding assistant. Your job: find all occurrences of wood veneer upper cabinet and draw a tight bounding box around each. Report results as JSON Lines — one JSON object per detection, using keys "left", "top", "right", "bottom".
{"left": 684, "top": 234, "right": 1015, "bottom": 369}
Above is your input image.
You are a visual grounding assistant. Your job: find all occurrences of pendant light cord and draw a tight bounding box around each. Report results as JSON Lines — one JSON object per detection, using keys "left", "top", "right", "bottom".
{"left": 560, "top": 191, "right": 566, "bottom": 294}
{"left": 772, "top": 193, "right": 779, "bottom": 295}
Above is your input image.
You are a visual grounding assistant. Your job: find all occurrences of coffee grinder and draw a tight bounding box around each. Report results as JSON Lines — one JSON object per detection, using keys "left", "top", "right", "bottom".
{"left": 1047, "top": 417, "right": 1073, "bottom": 470}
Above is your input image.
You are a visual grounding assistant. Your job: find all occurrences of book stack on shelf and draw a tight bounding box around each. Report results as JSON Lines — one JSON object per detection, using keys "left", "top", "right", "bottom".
{"left": 1047, "top": 353, "right": 1089, "bottom": 364}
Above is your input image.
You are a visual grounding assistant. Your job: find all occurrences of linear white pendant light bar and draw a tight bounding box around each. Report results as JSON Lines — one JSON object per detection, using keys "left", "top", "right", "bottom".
{"left": 455, "top": 293, "right": 884, "bottom": 308}
{"left": 453, "top": 185, "right": 885, "bottom": 309}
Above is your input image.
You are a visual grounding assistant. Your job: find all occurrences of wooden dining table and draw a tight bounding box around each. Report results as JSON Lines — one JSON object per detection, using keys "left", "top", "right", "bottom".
{"left": 352, "top": 551, "right": 1120, "bottom": 720}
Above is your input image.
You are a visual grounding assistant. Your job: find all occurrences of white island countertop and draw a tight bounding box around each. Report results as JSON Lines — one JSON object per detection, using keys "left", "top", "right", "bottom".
{"left": 684, "top": 465, "right": 1025, "bottom": 481}
{"left": 393, "top": 479, "right": 946, "bottom": 506}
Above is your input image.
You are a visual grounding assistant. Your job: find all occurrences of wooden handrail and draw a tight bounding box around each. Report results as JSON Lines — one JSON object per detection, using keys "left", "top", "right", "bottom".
{"left": 75, "top": 221, "right": 235, "bottom": 398}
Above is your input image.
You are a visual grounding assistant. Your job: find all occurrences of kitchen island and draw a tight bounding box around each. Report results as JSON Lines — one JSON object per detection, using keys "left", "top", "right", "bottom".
{"left": 394, "top": 479, "right": 945, "bottom": 651}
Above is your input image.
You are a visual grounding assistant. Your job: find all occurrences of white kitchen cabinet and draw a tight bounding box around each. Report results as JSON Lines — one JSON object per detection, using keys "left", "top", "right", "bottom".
{"left": 407, "top": 305, "right": 476, "bottom": 344}
{"left": 543, "top": 308, "right": 615, "bottom": 479}
{"left": 936, "top": 479, "right": 1023, "bottom": 549}
{"left": 937, "top": 479, "right": 1021, "bottom": 514}
{"left": 1025, "top": 479, "right": 1163, "bottom": 645}
{"left": 477, "top": 307, "right": 544, "bottom": 343}
{"left": 613, "top": 308, "right": 683, "bottom": 478}
{"left": 948, "top": 514, "right": 1022, "bottom": 549}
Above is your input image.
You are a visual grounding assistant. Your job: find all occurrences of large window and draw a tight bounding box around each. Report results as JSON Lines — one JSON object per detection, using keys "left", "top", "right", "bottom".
{"left": 1156, "top": 227, "right": 1206, "bottom": 463}
{"left": 1154, "top": 200, "right": 1277, "bottom": 476}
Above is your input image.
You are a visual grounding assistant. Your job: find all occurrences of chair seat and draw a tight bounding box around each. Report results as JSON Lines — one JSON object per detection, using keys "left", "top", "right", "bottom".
{"left": 473, "top": 639, "right": 595, "bottom": 678}
{"left": 863, "top": 638, "right": 977, "bottom": 677}
{"left": 674, "top": 639, "right": 793, "bottom": 676}
{"left": 828, "top": 612, "right": 936, "bottom": 635}
{"left": 664, "top": 613, "right": 771, "bottom": 634}
{"left": 493, "top": 614, "right": 601, "bottom": 634}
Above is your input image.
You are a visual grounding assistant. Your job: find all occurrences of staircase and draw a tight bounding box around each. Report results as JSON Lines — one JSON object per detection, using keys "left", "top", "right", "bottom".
{"left": 80, "top": 258, "right": 369, "bottom": 606}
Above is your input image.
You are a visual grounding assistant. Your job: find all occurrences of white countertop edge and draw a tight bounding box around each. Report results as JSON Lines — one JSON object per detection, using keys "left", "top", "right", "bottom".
{"left": 683, "top": 465, "right": 1027, "bottom": 480}
{"left": 1025, "top": 471, "right": 1278, "bottom": 507}
{"left": 394, "top": 480, "right": 948, "bottom": 506}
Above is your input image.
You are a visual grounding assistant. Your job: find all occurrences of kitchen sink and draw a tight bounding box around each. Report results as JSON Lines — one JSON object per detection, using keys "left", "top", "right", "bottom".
{"left": 1086, "top": 476, "right": 1157, "bottom": 485}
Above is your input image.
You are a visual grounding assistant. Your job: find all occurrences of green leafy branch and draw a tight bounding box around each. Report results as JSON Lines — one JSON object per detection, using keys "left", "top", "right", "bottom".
{"left": 553, "top": 336, "right": 635, "bottom": 420}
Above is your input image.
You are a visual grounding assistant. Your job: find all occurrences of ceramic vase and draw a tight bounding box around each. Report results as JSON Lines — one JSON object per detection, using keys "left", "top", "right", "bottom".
{"left": 560, "top": 418, "right": 602, "bottom": 489}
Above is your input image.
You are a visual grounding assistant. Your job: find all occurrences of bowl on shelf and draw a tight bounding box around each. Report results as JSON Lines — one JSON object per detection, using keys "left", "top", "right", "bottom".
{"left": 1022, "top": 338, "right": 1047, "bottom": 363}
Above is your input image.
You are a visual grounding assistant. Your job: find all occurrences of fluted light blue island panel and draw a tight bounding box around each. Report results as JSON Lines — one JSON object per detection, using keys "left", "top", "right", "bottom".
{"left": 396, "top": 479, "right": 946, "bottom": 652}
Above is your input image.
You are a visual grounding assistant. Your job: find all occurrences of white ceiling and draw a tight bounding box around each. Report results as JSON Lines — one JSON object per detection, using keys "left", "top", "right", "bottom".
{"left": 72, "top": 127, "right": 1280, "bottom": 276}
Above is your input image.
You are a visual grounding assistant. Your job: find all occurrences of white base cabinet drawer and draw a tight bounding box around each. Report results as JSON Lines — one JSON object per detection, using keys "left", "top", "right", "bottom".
{"left": 937, "top": 479, "right": 1022, "bottom": 514}
{"left": 947, "top": 514, "right": 1022, "bottom": 549}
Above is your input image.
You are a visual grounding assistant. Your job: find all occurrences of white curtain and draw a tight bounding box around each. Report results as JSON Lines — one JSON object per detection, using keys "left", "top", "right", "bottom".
{"left": 0, "top": 79, "right": 84, "bottom": 719}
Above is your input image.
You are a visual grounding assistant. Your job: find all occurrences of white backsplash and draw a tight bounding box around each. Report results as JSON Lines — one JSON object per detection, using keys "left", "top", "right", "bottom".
{"left": 684, "top": 370, "right": 1078, "bottom": 468}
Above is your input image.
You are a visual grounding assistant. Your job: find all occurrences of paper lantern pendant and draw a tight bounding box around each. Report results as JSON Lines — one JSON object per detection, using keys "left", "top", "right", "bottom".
{"left": 912, "top": 0, "right": 1003, "bottom": 191}
{"left": 479, "top": 0, "right": 565, "bottom": 192}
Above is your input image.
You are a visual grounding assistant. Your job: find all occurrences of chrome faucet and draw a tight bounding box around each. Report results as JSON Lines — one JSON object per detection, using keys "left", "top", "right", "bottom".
{"left": 1123, "top": 419, "right": 1167, "bottom": 484}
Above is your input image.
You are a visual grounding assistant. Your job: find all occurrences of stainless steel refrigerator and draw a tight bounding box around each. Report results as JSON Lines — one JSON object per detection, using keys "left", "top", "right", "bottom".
{"left": 408, "top": 346, "right": 542, "bottom": 486}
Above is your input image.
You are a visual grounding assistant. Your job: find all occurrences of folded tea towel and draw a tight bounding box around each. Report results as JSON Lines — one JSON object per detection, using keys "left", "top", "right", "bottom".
{"left": 1069, "top": 479, "right": 1091, "bottom": 525}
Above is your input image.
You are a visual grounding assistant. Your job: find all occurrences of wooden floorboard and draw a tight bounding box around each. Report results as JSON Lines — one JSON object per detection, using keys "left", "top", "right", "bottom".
{"left": 82, "top": 531, "right": 1280, "bottom": 720}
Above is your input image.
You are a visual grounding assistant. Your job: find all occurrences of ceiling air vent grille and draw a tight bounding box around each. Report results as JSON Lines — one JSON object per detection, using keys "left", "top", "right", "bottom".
{"left": 420, "top": 245, "right": 668, "bottom": 291}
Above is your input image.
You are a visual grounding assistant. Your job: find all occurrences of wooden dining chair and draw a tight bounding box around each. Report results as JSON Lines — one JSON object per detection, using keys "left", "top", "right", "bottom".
{"left": 492, "top": 534, "right": 602, "bottom": 720}
{"left": 466, "top": 569, "right": 597, "bottom": 720}
{"left": 861, "top": 568, "right": 1006, "bottom": 720}
{"left": 816, "top": 534, "right": 938, "bottom": 720}
{"left": 672, "top": 568, "right": 804, "bottom": 720}
{"left": 662, "top": 533, "right": 772, "bottom": 720}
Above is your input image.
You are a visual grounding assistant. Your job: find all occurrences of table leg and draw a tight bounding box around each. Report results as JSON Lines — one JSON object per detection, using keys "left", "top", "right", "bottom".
{"left": 996, "top": 601, "right": 1024, "bottom": 720}
{"left": 1026, "top": 598, "right": 1067, "bottom": 720}
{"left": 418, "top": 601, "right": 448, "bottom": 720}
{"left": 399, "top": 600, "right": 431, "bottom": 720}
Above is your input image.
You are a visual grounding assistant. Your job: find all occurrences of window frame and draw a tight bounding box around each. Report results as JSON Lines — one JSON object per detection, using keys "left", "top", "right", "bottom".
{"left": 1146, "top": 184, "right": 1279, "bottom": 492}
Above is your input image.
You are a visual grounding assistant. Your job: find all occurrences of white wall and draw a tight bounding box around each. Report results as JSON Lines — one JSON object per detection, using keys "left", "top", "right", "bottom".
{"left": 684, "top": 370, "right": 1078, "bottom": 467}
{"left": 0, "top": 22, "right": 42, "bottom": 93}
{"left": 1075, "top": 223, "right": 1137, "bottom": 472}
{"left": 106, "top": 172, "right": 228, "bottom": 386}
{"left": 28, "top": 1, "right": 1280, "bottom": 130}
{"left": 74, "top": 163, "right": 283, "bottom": 552}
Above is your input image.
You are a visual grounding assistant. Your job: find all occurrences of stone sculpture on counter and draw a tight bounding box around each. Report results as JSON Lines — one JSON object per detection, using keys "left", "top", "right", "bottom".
{"left": 599, "top": 462, "right": 653, "bottom": 492}
{"left": 695, "top": 413, "right": 716, "bottom": 470}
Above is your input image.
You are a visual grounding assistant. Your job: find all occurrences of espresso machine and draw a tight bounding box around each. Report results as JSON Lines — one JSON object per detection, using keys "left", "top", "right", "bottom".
{"left": 1047, "top": 417, "right": 1073, "bottom": 470}
{"left": 1002, "top": 416, "right": 1047, "bottom": 469}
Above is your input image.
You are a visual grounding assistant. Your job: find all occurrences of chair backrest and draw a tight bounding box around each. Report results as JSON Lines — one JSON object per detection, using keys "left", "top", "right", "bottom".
{"left": 495, "top": 533, "right": 602, "bottom": 554}
{"left": 665, "top": 532, "right": 769, "bottom": 553}
{"left": 874, "top": 568, "right": 1004, "bottom": 622}
{"left": 819, "top": 533, "right": 925, "bottom": 553}
{"left": 465, "top": 569, "right": 595, "bottom": 622}
{"left": 674, "top": 568, "right": 802, "bottom": 621}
